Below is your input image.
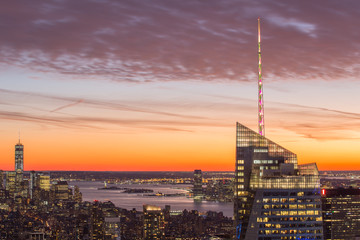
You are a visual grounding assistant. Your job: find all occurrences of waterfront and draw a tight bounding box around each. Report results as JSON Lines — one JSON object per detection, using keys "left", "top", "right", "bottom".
{"left": 70, "top": 181, "right": 233, "bottom": 217}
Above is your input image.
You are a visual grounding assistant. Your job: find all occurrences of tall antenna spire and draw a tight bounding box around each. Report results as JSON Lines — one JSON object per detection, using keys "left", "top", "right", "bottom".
{"left": 18, "top": 130, "right": 21, "bottom": 143}
{"left": 258, "top": 17, "right": 265, "bottom": 136}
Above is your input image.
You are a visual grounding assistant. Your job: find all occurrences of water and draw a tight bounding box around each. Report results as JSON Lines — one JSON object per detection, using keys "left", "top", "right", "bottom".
{"left": 70, "top": 181, "right": 233, "bottom": 217}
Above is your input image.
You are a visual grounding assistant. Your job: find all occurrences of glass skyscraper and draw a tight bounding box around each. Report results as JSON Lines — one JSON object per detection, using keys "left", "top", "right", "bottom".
{"left": 234, "top": 122, "right": 323, "bottom": 240}
{"left": 193, "top": 169, "right": 203, "bottom": 200}
{"left": 15, "top": 140, "right": 24, "bottom": 172}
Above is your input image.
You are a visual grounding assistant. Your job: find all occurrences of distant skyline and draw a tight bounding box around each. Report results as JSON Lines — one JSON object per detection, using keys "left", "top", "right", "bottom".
{"left": 1, "top": 0, "right": 359, "bottom": 171}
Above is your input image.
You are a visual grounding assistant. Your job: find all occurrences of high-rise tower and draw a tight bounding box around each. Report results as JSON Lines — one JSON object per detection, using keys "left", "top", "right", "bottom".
{"left": 143, "top": 205, "right": 165, "bottom": 239}
{"left": 258, "top": 18, "right": 264, "bottom": 136}
{"left": 14, "top": 135, "right": 24, "bottom": 195}
{"left": 193, "top": 169, "right": 203, "bottom": 200}
{"left": 234, "top": 19, "right": 323, "bottom": 240}
{"left": 15, "top": 136, "right": 24, "bottom": 172}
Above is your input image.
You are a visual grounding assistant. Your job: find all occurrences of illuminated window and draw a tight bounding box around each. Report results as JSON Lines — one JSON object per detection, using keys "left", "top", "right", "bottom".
{"left": 298, "top": 211, "right": 306, "bottom": 215}
{"left": 306, "top": 210, "right": 314, "bottom": 215}
{"left": 289, "top": 211, "right": 297, "bottom": 215}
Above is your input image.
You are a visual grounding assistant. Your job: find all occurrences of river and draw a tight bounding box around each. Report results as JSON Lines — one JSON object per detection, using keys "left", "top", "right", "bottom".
{"left": 70, "top": 181, "right": 233, "bottom": 217}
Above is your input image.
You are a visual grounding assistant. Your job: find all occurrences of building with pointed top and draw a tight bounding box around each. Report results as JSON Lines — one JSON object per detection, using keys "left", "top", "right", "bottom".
{"left": 15, "top": 138, "right": 24, "bottom": 172}
{"left": 234, "top": 123, "right": 323, "bottom": 239}
{"left": 234, "top": 18, "right": 323, "bottom": 239}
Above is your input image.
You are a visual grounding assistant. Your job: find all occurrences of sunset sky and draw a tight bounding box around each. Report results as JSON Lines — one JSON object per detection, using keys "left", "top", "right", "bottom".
{"left": 1, "top": 0, "right": 359, "bottom": 171}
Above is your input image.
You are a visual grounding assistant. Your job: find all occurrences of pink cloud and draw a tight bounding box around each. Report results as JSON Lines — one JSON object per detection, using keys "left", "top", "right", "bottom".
{"left": 0, "top": 0, "right": 359, "bottom": 82}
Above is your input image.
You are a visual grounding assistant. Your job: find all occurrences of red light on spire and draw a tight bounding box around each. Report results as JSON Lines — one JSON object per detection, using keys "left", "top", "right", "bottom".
{"left": 321, "top": 189, "right": 326, "bottom": 196}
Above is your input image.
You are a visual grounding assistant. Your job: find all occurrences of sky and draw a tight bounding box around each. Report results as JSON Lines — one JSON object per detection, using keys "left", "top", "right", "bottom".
{"left": 0, "top": 0, "right": 360, "bottom": 171}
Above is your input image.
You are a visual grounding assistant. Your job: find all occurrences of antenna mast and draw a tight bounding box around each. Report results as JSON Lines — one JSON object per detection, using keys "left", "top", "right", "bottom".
{"left": 258, "top": 18, "right": 265, "bottom": 136}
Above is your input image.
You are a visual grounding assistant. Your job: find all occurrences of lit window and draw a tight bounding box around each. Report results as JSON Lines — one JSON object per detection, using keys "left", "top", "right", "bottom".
{"left": 237, "top": 172, "right": 244, "bottom": 176}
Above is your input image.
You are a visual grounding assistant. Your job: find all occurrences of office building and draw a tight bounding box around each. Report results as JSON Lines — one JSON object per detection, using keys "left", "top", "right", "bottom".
{"left": 143, "top": 205, "right": 165, "bottom": 240}
{"left": 5, "top": 171, "right": 16, "bottom": 198}
{"left": 14, "top": 138, "right": 25, "bottom": 196}
{"left": 234, "top": 123, "right": 323, "bottom": 239}
{"left": 322, "top": 188, "right": 360, "bottom": 239}
{"left": 91, "top": 201, "right": 105, "bottom": 239}
{"left": 15, "top": 139, "right": 24, "bottom": 172}
{"left": 104, "top": 217, "right": 121, "bottom": 240}
{"left": 74, "top": 185, "right": 83, "bottom": 203}
{"left": 52, "top": 181, "right": 71, "bottom": 201}
{"left": 234, "top": 18, "right": 323, "bottom": 240}
{"left": 29, "top": 170, "right": 36, "bottom": 199}
{"left": 36, "top": 173, "right": 51, "bottom": 191}
{"left": 193, "top": 169, "right": 203, "bottom": 200}
{"left": 0, "top": 170, "right": 3, "bottom": 189}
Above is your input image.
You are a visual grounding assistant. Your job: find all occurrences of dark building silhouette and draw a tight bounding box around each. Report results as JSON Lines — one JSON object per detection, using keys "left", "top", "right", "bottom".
{"left": 193, "top": 169, "right": 203, "bottom": 200}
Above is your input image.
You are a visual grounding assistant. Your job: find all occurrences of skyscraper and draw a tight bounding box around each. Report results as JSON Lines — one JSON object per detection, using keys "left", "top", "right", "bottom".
{"left": 15, "top": 137, "right": 24, "bottom": 193}
{"left": 5, "top": 171, "right": 16, "bottom": 198}
{"left": 193, "top": 169, "right": 203, "bottom": 200}
{"left": 234, "top": 123, "right": 323, "bottom": 239}
{"left": 234, "top": 19, "right": 323, "bottom": 240}
{"left": 143, "top": 205, "right": 165, "bottom": 240}
{"left": 0, "top": 170, "right": 3, "bottom": 190}
{"left": 15, "top": 138, "right": 24, "bottom": 172}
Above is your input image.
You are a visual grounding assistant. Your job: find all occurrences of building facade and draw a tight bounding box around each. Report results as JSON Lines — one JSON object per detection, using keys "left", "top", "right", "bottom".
{"left": 143, "top": 205, "right": 165, "bottom": 239}
{"left": 193, "top": 169, "right": 203, "bottom": 200}
{"left": 15, "top": 140, "right": 24, "bottom": 172}
{"left": 322, "top": 188, "right": 360, "bottom": 239}
{"left": 234, "top": 122, "right": 323, "bottom": 240}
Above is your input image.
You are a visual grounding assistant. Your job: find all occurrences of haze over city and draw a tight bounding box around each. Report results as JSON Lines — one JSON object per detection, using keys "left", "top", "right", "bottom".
{"left": 1, "top": 0, "right": 359, "bottom": 171}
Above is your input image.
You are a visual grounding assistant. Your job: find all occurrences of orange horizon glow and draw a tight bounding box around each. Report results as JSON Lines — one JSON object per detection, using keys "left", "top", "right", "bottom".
{"left": 1, "top": 124, "right": 359, "bottom": 172}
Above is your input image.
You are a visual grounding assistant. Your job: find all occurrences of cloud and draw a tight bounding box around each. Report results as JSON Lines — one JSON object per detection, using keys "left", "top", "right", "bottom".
{"left": 0, "top": 88, "right": 231, "bottom": 132}
{"left": 267, "top": 15, "right": 317, "bottom": 38}
{"left": 0, "top": 88, "right": 206, "bottom": 120}
{"left": 1, "top": 88, "right": 360, "bottom": 141}
{"left": 0, "top": 110, "right": 228, "bottom": 133}
{"left": 0, "top": 0, "right": 359, "bottom": 82}
{"left": 269, "top": 102, "right": 360, "bottom": 141}
{"left": 50, "top": 99, "right": 83, "bottom": 112}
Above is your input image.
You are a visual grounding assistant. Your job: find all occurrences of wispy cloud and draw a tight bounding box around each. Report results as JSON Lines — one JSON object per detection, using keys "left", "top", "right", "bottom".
{"left": 0, "top": 88, "right": 206, "bottom": 120}
{"left": 50, "top": 99, "right": 83, "bottom": 112}
{"left": 1, "top": 88, "right": 360, "bottom": 141}
{"left": 0, "top": 88, "right": 230, "bottom": 132}
{"left": 269, "top": 102, "right": 360, "bottom": 141}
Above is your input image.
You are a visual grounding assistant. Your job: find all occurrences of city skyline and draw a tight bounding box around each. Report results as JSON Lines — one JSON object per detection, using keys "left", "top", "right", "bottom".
{"left": 1, "top": 0, "right": 360, "bottom": 171}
